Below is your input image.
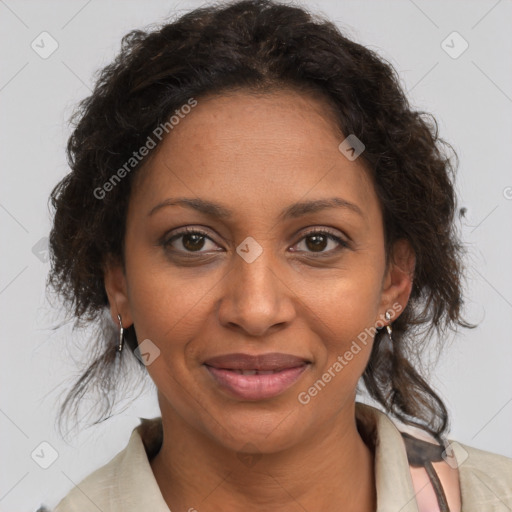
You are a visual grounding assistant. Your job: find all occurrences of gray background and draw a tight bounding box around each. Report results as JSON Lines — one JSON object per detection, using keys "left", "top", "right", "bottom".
{"left": 1, "top": 0, "right": 511, "bottom": 510}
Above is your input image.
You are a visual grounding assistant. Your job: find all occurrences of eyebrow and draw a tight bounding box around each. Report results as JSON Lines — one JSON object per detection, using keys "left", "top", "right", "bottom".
{"left": 148, "top": 196, "right": 364, "bottom": 220}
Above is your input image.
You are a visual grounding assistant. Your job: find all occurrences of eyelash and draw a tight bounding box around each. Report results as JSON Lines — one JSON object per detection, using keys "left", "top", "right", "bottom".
{"left": 162, "top": 227, "right": 349, "bottom": 256}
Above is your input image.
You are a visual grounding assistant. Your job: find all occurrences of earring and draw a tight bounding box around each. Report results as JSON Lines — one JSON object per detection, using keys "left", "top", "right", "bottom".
{"left": 385, "top": 310, "right": 393, "bottom": 341}
{"left": 117, "top": 314, "right": 124, "bottom": 353}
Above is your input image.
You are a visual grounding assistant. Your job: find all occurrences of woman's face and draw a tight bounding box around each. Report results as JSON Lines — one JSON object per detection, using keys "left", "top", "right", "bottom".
{"left": 105, "top": 89, "right": 414, "bottom": 453}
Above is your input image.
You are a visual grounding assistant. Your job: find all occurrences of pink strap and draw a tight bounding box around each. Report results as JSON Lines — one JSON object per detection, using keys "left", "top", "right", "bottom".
{"left": 402, "top": 432, "right": 462, "bottom": 512}
{"left": 410, "top": 465, "right": 443, "bottom": 511}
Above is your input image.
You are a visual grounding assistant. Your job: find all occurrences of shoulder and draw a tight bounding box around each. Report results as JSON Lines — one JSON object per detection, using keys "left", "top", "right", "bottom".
{"left": 52, "top": 443, "right": 128, "bottom": 511}
{"left": 372, "top": 405, "right": 512, "bottom": 511}
{"left": 456, "top": 439, "right": 512, "bottom": 474}
{"left": 450, "top": 439, "right": 512, "bottom": 508}
{"left": 52, "top": 417, "right": 164, "bottom": 512}
{"left": 405, "top": 430, "right": 512, "bottom": 511}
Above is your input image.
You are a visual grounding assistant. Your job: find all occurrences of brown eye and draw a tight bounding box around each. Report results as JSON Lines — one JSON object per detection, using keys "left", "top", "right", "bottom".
{"left": 181, "top": 232, "right": 207, "bottom": 251}
{"left": 292, "top": 229, "right": 348, "bottom": 254}
{"left": 164, "top": 228, "right": 219, "bottom": 253}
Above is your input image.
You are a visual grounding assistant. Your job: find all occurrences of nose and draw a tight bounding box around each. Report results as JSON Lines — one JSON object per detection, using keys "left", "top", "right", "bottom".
{"left": 216, "top": 241, "right": 296, "bottom": 337}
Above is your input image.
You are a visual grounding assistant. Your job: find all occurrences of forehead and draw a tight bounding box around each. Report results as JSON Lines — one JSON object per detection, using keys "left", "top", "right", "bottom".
{"left": 129, "top": 89, "right": 380, "bottom": 225}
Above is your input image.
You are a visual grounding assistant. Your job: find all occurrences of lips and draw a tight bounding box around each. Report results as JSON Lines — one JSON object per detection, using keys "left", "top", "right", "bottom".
{"left": 202, "top": 352, "right": 311, "bottom": 400}
{"left": 203, "top": 352, "right": 310, "bottom": 372}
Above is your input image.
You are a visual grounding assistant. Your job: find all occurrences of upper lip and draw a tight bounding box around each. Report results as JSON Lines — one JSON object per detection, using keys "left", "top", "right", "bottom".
{"left": 203, "top": 352, "right": 311, "bottom": 371}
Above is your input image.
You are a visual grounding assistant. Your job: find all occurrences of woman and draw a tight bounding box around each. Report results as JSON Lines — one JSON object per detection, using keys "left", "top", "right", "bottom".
{"left": 44, "top": 0, "right": 512, "bottom": 510}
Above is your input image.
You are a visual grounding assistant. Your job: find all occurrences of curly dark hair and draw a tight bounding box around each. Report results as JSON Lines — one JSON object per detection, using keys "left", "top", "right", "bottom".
{"left": 48, "top": 0, "right": 473, "bottom": 444}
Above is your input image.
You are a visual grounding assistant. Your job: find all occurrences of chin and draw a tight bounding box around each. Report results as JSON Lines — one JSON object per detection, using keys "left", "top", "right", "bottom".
{"left": 203, "top": 405, "right": 309, "bottom": 453}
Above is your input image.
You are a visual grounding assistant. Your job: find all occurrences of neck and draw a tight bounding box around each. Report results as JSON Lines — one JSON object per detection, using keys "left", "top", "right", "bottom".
{"left": 150, "top": 402, "right": 376, "bottom": 512}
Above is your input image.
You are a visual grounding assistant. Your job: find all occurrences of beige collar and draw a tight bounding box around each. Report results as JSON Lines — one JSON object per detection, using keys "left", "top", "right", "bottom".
{"left": 120, "top": 402, "right": 421, "bottom": 511}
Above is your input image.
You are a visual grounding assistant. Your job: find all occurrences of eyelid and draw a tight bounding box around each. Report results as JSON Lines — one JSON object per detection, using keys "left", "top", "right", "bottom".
{"left": 161, "top": 225, "right": 350, "bottom": 254}
{"left": 163, "top": 226, "right": 217, "bottom": 247}
{"left": 293, "top": 227, "right": 350, "bottom": 253}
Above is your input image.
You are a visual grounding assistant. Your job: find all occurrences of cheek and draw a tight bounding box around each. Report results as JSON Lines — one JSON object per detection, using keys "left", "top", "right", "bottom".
{"left": 127, "top": 247, "right": 384, "bottom": 338}
{"left": 124, "top": 250, "right": 225, "bottom": 369}
{"left": 124, "top": 223, "right": 385, "bottom": 377}
{"left": 127, "top": 271, "right": 208, "bottom": 342}
{"left": 301, "top": 259, "right": 384, "bottom": 381}
{"left": 307, "top": 258, "right": 384, "bottom": 332}
{"left": 296, "top": 284, "right": 380, "bottom": 412}
{"left": 125, "top": 267, "right": 213, "bottom": 403}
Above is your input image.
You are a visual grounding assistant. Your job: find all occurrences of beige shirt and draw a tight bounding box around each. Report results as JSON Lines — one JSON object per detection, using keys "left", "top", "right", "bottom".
{"left": 51, "top": 403, "right": 512, "bottom": 511}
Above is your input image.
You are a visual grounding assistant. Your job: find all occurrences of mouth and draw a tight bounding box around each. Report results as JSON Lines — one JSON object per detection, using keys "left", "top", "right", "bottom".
{"left": 202, "top": 352, "right": 311, "bottom": 401}
{"left": 211, "top": 368, "right": 295, "bottom": 375}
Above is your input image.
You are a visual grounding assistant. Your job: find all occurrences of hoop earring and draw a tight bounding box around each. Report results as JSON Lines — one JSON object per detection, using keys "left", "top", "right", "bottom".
{"left": 117, "top": 314, "right": 124, "bottom": 353}
{"left": 385, "top": 310, "right": 393, "bottom": 342}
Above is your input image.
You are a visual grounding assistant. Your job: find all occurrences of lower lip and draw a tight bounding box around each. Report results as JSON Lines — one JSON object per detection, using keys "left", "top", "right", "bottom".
{"left": 204, "top": 364, "right": 309, "bottom": 401}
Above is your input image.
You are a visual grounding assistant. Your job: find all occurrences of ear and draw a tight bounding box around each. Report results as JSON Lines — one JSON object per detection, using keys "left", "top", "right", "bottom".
{"left": 377, "top": 238, "right": 415, "bottom": 323}
{"left": 103, "top": 255, "right": 133, "bottom": 327}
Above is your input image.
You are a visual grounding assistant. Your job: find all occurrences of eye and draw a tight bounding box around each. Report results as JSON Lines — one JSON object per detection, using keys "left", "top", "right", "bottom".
{"left": 291, "top": 228, "right": 349, "bottom": 255}
{"left": 162, "top": 227, "right": 349, "bottom": 256}
{"left": 163, "top": 227, "right": 220, "bottom": 254}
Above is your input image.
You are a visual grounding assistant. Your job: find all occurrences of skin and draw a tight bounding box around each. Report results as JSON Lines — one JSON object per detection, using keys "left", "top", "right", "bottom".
{"left": 104, "top": 88, "right": 415, "bottom": 512}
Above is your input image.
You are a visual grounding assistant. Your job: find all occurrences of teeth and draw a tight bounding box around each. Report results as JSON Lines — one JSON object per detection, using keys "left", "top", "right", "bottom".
{"left": 233, "top": 369, "right": 281, "bottom": 375}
